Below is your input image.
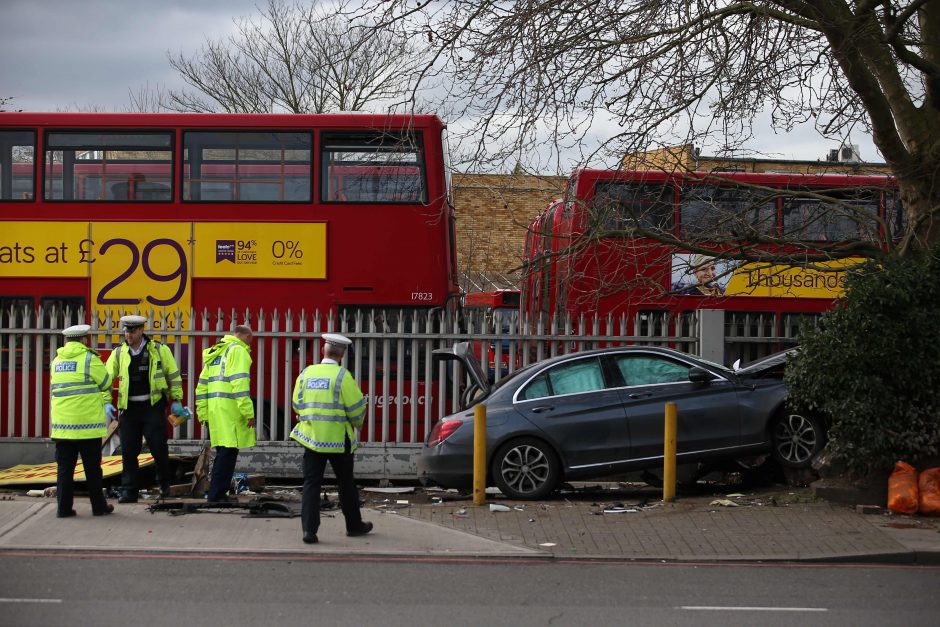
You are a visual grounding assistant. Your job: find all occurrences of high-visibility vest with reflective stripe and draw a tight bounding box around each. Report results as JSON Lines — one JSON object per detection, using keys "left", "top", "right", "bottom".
{"left": 106, "top": 338, "right": 183, "bottom": 409}
{"left": 194, "top": 336, "right": 255, "bottom": 449}
{"left": 290, "top": 362, "right": 366, "bottom": 453}
{"left": 50, "top": 342, "right": 112, "bottom": 440}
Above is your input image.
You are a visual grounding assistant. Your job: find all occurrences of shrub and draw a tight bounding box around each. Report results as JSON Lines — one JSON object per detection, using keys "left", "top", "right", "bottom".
{"left": 785, "top": 246, "right": 940, "bottom": 476}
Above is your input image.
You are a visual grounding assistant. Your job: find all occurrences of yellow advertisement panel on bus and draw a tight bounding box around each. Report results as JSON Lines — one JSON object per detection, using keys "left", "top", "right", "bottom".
{"left": 671, "top": 253, "right": 863, "bottom": 298}
{"left": 192, "top": 222, "right": 326, "bottom": 279}
{"left": 0, "top": 221, "right": 91, "bottom": 277}
{"left": 1, "top": 222, "right": 328, "bottom": 326}
{"left": 89, "top": 221, "right": 193, "bottom": 311}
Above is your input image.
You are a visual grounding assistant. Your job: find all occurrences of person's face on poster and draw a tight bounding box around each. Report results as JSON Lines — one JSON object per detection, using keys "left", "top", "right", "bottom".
{"left": 694, "top": 261, "right": 717, "bottom": 286}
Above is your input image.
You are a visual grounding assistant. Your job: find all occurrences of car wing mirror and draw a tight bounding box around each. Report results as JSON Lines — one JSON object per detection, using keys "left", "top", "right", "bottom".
{"left": 688, "top": 366, "right": 712, "bottom": 384}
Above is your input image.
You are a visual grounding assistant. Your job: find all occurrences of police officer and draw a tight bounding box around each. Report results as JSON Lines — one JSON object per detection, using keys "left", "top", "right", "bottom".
{"left": 290, "top": 333, "right": 372, "bottom": 544}
{"left": 105, "top": 315, "right": 183, "bottom": 502}
{"left": 51, "top": 324, "right": 114, "bottom": 517}
{"left": 195, "top": 325, "right": 256, "bottom": 503}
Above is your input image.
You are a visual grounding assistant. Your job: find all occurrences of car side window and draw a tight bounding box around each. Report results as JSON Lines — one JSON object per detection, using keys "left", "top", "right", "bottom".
{"left": 520, "top": 358, "right": 605, "bottom": 400}
{"left": 521, "top": 374, "right": 550, "bottom": 400}
{"left": 615, "top": 355, "right": 690, "bottom": 386}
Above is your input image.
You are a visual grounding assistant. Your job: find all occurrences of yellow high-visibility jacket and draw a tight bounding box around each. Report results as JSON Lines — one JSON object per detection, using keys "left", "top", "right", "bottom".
{"left": 50, "top": 342, "right": 112, "bottom": 440}
{"left": 105, "top": 338, "right": 183, "bottom": 408}
{"left": 195, "top": 335, "right": 255, "bottom": 449}
{"left": 290, "top": 361, "right": 366, "bottom": 453}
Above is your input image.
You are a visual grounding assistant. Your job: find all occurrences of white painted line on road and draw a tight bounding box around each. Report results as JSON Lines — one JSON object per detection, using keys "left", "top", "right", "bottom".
{"left": 680, "top": 606, "right": 827, "bottom": 612}
{"left": 0, "top": 598, "right": 63, "bottom": 604}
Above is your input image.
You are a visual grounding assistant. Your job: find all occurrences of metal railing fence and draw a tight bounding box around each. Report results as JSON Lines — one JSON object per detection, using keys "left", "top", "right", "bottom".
{"left": 2, "top": 306, "right": 804, "bottom": 447}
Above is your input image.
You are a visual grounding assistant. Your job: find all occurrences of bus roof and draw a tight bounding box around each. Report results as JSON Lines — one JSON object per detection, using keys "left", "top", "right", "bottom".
{"left": 0, "top": 112, "right": 447, "bottom": 130}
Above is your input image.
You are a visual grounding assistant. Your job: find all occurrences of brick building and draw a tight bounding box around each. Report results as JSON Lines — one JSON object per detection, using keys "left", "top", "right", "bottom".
{"left": 452, "top": 173, "right": 565, "bottom": 292}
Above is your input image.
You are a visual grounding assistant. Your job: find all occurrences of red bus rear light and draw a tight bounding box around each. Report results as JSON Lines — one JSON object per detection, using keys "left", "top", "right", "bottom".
{"left": 428, "top": 419, "right": 463, "bottom": 447}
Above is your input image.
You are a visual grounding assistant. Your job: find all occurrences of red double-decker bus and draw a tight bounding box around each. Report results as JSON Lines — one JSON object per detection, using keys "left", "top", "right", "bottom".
{"left": 0, "top": 112, "right": 459, "bottom": 442}
{"left": 522, "top": 169, "right": 903, "bottom": 361}
{"left": 463, "top": 289, "right": 521, "bottom": 380}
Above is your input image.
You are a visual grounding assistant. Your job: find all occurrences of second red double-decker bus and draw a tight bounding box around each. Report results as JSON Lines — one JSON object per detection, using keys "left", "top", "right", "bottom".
{"left": 522, "top": 169, "right": 903, "bottom": 361}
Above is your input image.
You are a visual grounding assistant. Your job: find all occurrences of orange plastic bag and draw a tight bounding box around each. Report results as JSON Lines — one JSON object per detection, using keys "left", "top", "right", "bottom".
{"left": 918, "top": 467, "right": 940, "bottom": 516}
{"left": 887, "top": 461, "right": 919, "bottom": 514}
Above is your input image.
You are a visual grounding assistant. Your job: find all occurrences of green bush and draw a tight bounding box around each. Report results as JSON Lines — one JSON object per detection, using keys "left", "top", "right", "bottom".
{"left": 785, "top": 246, "right": 940, "bottom": 476}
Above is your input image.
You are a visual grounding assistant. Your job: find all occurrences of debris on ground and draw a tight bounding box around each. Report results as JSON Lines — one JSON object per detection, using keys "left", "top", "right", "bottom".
{"left": 373, "top": 498, "right": 410, "bottom": 510}
{"left": 489, "top": 503, "right": 511, "bottom": 512}
{"left": 602, "top": 505, "right": 639, "bottom": 514}
{"left": 363, "top": 486, "right": 415, "bottom": 494}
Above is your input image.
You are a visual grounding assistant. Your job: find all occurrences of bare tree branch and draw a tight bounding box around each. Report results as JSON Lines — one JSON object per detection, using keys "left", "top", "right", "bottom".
{"left": 360, "top": 0, "right": 940, "bottom": 250}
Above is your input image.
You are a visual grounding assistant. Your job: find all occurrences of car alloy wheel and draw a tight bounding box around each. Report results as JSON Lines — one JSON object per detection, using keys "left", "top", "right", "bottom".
{"left": 492, "top": 437, "right": 560, "bottom": 500}
{"left": 771, "top": 412, "right": 824, "bottom": 468}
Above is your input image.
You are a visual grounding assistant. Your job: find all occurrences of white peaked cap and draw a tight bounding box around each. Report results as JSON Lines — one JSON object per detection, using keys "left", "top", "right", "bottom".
{"left": 322, "top": 333, "right": 352, "bottom": 347}
{"left": 62, "top": 324, "right": 91, "bottom": 338}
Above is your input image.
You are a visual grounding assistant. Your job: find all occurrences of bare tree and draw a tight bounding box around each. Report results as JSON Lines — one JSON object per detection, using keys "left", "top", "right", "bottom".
{"left": 147, "top": 0, "right": 425, "bottom": 114}
{"left": 0, "top": 96, "right": 21, "bottom": 113}
{"left": 363, "top": 1, "right": 940, "bottom": 253}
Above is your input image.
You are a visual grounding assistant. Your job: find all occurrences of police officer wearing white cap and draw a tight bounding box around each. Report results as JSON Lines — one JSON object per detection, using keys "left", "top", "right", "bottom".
{"left": 290, "top": 333, "right": 372, "bottom": 543}
{"left": 50, "top": 324, "right": 114, "bottom": 517}
{"left": 105, "top": 314, "right": 184, "bottom": 501}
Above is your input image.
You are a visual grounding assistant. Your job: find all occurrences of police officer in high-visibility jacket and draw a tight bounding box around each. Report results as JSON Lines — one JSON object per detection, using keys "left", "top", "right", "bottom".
{"left": 290, "top": 333, "right": 372, "bottom": 544}
{"left": 105, "top": 314, "right": 184, "bottom": 502}
{"left": 195, "top": 325, "right": 256, "bottom": 503}
{"left": 50, "top": 324, "right": 114, "bottom": 517}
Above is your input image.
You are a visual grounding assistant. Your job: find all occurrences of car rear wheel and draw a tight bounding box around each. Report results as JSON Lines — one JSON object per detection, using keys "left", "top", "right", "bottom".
{"left": 492, "top": 437, "right": 560, "bottom": 500}
{"left": 771, "top": 412, "right": 824, "bottom": 469}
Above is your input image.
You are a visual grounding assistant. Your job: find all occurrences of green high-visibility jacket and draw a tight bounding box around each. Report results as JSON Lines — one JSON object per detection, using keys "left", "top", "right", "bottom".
{"left": 105, "top": 337, "right": 183, "bottom": 409}
{"left": 290, "top": 361, "right": 366, "bottom": 453}
{"left": 50, "top": 342, "right": 113, "bottom": 440}
{"left": 195, "top": 335, "right": 255, "bottom": 449}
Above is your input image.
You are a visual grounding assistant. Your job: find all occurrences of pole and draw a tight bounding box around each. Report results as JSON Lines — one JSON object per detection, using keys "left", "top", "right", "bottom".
{"left": 473, "top": 403, "right": 487, "bottom": 506}
{"left": 663, "top": 402, "right": 677, "bottom": 503}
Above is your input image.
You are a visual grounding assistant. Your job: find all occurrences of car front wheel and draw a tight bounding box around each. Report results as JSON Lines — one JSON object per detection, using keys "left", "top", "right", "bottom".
{"left": 771, "top": 412, "right": 824, "bottom": 468}
{"left": 492, "top": 437, "right": 560, "bottom": 500}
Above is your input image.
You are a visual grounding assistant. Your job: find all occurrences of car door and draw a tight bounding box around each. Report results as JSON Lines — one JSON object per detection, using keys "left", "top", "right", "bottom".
{"left": 609, "top": 353, "right": 742, "bottom": 462}
{"left": 513, "top": 355, "right": 630, "bottom": 470}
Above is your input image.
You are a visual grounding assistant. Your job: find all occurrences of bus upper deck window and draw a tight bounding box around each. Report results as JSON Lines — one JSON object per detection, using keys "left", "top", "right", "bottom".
{"left": 0, "top": 130, "right": 35, "bottom": 201}
{"left": 321, "top": 131, "right": 427, "bottom": 204}
{"left": 43, "top": 131, "right": 172, "bottom": 202}
{"left": 183, "top": 131, "right": 312, "bottom": 203}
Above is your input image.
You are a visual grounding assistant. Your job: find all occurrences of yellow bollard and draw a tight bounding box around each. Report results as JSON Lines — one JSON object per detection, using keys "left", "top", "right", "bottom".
{"left": 473, "top": 403, "right": 487, "bottom": 506}
{"left": 663, "top": 402, "right": 677, "bottom": 503}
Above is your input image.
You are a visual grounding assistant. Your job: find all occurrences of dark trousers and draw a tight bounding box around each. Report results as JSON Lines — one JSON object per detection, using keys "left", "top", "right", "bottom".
{"left": 56, "top": 438, "right": 109, "bottom": 514}
{"left": 301, "top": 447, "right": 363, "bottom": 536}
{"left": 119, "top": 398, "right": 170, "bottom": 494}
{"left": 207, "top": 446, "right": 239, "bottom": 501}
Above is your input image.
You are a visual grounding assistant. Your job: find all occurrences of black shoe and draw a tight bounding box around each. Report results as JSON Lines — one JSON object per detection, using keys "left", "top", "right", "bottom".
{"left": 303, "top": 534, "right": 318, "bottom": 544}
{"left": 57, "top": 509, "right": 77, "bottom": 518}
{"left": 346, "top": 521, "right": 373, "bottom": 537}
{"left": 118, "top": 495, "right": 138, "bottom": 504}
{"left": 93, "top": 504, "right": 114, "bottom": 516}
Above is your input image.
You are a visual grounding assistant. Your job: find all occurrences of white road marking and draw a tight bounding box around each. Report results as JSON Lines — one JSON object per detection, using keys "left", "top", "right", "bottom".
{"left": 680, "top": 606, "right": 827, "bottom": 612}
{"left": 0, "top": 598, "right": 63, "bottom": 604}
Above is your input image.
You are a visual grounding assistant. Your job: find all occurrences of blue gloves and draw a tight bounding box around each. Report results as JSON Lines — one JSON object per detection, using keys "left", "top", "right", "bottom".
{"left": 104, "top": 403, "right": 116, "bottom": 420}
{"left": 171, "top": 401, "right": 184, "bottom": 416}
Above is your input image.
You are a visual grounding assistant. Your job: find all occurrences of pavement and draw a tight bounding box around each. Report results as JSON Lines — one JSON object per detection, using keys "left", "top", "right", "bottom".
{"left": 1, "top": 483, "right": 938, "bottom": 564}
